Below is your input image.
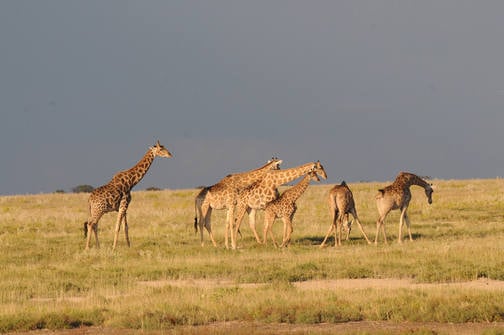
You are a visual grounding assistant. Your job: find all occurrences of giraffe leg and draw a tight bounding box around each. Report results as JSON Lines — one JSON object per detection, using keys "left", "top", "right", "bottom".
{"left": 224, "top": 207, "right": 237, "bottom": 249}
{"left": 344, "top": 215, "right": 352, "bottom": 241}
{"left": 320, "top": 224, "right": 334, "bottom": 248}
{"left": 350, "top": 210, "right": 371, "bottom": 244}
{"left": 199, "top": 202, "right": 210, "bottom": 247}
{"left": 206, "top": 208, "right": 217, "bottom": 247}
{"left": 113, "top": 210, "right": 126, "bottom": 250}
{"left": 85, "top": 222, "right": 93, "bottom": 250}
{"left": 354, "top": 218, "right": 371, "bottom": 244}
{"left": 262, "top": 211, "right": 274, "bottom": 245}
{"left": 321, "top": 210, "right": 337, "bottom": 248}
{"left": 113, "top": 196, "right": 130, "bottom": 250}
{"left": 267, "top": 216, "right": 279, "bottom": 247}
{"left": 381, "top": 219, "right": 388, "bottom": 245}
{"left": 336, "top": 214, "right": 343, "bottom": 246}
{"left": 280, "top": 217, "right": 293, "bottom": 248}
{"left": 113, "top": 212, "right": 123, "bottom": 250}
{"left": 86, "top": 221, "right": 98, "bottom": 250}
{"left": 92, "top": 224, "right": 99, "bottom": 249}
{"left": 375, "top": 216, "right": 388, "bottom": 245}
{"left": 123, "top": 213, "right": 130, "bottom": 247}
{"left": 232, "top": 201, "right": 247, "bottom": 249}
{"left": 85, "top": 209, "right": 103, "bottom": 249}
{"left": 247, "top": 208, "right": 262, "bottom": 244}
{"left": 404, "top": 212, "right": 413, "bottom": 241}
{"left": 398, "top": 207, "right": 407, "bottom": 244}
{"left": 320, "top": 211, "right": 337, "bottom": 248}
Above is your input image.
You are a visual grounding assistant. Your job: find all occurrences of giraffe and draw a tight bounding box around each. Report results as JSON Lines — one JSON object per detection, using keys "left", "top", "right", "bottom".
{"left": 83, "top": 141, "right": 172, "bottom": 250}
{"left": 374, "top": 171, "right": 433, "bottom": 244}
{"left": 195, "top": 158, "right": 282, "bottom": 248}
{"left": 263, "top": 170, "right": 320, "bottom": 248}
{"left": 233, "top": 161, "right": 327, "bottom": 249}
{"left": 320, "top": 181, "right": 371, "bottom": 247}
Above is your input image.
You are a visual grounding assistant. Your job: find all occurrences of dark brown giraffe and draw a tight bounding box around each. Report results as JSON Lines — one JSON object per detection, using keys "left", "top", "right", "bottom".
{"left": 84, "top": 141, "right": 172, "bottom": 249}
{"left": 263, "top": 170, "right": 320, "bottom": 248}
{"left": 374, "top": 172, "right": 433, "bottom": 244}
{"left": 320, "top": 181, "right": 371, "bottom": 247}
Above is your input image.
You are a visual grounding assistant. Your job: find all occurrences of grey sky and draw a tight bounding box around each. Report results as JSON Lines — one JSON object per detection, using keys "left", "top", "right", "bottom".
{"left": 1, "top": 1, "right": 503, "bottom": 195}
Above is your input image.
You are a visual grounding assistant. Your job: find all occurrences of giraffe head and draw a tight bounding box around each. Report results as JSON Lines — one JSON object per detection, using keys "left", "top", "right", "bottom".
{"left": 425, "top": 184, "right": 433, "bottom": 204}
{"left": 151, "top": 141, "right": 173, "bottom": 158}
{"left": 309, "top": 170, "right": 321, "bottom": 182}
{"left": 312, "top": 160, "right": 327, "bottom": 180}
{"left": 268, "top": 157, "right": 282, "bottom": 170}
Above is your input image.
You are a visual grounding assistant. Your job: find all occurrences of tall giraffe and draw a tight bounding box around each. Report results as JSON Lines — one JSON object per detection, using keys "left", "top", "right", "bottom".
{"left": 263, "top": 170, "right": 320, "bottom": 248}
{"left": 320, "top": 181, "right": 371, "bottom": 247}
{"left": 374, "top": 172, "right": 433, "bottom": 244}
{"left": 84, "top": 141, "right": 172, "bottom": 250}
{"left": 233, "top": 161, "right": 327, "bottom": 249}
{"left": 195, "top": 158, "right": 282, "bottom": 248}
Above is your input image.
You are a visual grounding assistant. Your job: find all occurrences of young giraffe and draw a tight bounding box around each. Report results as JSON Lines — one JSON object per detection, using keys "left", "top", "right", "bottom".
{"left": 263, "top": 170, "right": 321, "bottom": 248}
{"left": 320, "top": 181, "right": 371, "bottom": 247}
{"left": 233, "top": 161, "right": 327, "bottom": 249}
{"left": 84, "top": 141, "right": 172, "bottom": 250}
{"left": 375, "top": 171, "right": 433, "bottom": 244}
{"left": 195, "top": 158, "right": 282, "bottom": 248}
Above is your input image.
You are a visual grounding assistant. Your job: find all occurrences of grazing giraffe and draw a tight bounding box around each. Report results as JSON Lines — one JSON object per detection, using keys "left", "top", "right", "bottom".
{"left": 84, "top": 141, "right": 172, "bottom": 250}
{"left": 233, "top": 161, "right": 327, "bottom": 249}
{"left": 320, "top": 181, "right": 371, "bottom": 247}
{"left": 263, "top": 170, "right": 320, "bottom": 248}
{"left": 195, "top": 158, "right": 282, "bottom": 248}
{"left": 374, "top": 172, "right": 433, "bottom": 244}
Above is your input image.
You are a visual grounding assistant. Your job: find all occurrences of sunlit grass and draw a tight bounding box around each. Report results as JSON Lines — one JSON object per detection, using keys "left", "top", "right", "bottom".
{"left": 1, "top": 178, "right": 504, "bottom": 331}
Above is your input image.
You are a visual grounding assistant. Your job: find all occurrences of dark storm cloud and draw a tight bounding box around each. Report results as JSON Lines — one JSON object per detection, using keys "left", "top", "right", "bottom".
{"left": 1, "top": 1, "right": 503, "bottom": 194}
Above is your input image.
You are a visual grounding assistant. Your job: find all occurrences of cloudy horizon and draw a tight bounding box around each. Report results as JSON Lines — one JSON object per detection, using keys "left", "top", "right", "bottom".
{"left": 1, "top": 1, "right": 503, "bottom": 195}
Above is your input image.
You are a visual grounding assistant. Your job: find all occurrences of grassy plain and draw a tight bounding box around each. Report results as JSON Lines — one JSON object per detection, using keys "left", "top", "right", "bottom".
{"left": 1, "top": 178, "right": 504, "bottom": 334}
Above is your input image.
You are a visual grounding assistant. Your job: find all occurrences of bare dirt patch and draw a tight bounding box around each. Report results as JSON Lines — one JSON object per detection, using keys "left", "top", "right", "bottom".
{"left": 138, "top": 277, "right": 504, "bottom": 291}
{"left": 9, "top": 321, "right": 504, "bottom": 335}
{"left": 294, "top": 277, "right": 504, "bottom": 291}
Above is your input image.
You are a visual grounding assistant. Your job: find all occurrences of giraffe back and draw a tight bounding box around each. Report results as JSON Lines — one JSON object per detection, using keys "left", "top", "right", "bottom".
{"left": 328, "top": 181, "right": 355, "bottom": 215}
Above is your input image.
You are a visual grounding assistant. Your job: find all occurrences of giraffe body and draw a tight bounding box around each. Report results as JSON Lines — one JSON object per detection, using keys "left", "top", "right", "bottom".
{"left": 320, "top": 181, "right": 371, "bottom": 247}
{"left": 263, "top": 171, "right": 320, "bottom": 247}
{"left": 84, "top": 141, "right": 172, "bottom": 250}
{"left": 195, "top": 158, "right": 282, "bottom": 248}
{"left": 233, "top": 161, "right": 327, "bottom": 249}
{"left": 374, "top": 172, "right": 433, "bottom": 244}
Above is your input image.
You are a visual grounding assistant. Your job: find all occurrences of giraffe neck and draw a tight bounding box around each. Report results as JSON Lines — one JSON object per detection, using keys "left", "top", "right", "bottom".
{"left": 395, "top": 172, "right": 430, "bottom": 190}
{"left": 234, "top": 160, "right": 278, "bottom": 188}
{"left": 266, "top": 162, "right": 315, "bottom": 187}
{"left": 282, "top": 173, "right": 312, "bottom": 201}
{"left": 112, "top": 149, "right": 155, "bottom": 191}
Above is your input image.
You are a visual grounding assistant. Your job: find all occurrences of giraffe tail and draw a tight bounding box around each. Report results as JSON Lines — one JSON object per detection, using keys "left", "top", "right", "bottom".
{"left": 83, "top": 221, "right": 88, "bottom": 238}
{"left": 194, "top": 198, "right": 199, "bottom": 234}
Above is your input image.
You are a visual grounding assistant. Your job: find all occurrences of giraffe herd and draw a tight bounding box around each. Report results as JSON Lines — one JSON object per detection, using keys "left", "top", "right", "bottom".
{"left": 84, "top": 142, "right": 433, "bottom": 250}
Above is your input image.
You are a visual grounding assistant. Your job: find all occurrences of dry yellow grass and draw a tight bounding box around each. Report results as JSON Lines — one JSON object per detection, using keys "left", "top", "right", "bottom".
{"left": 1, "top": 178, "right": 504, "bottom": 333}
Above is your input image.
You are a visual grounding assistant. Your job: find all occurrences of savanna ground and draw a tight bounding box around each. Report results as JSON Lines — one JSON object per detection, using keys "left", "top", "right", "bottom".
{"left": 1, "top": 178, "right": 504, "bottom": 334}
